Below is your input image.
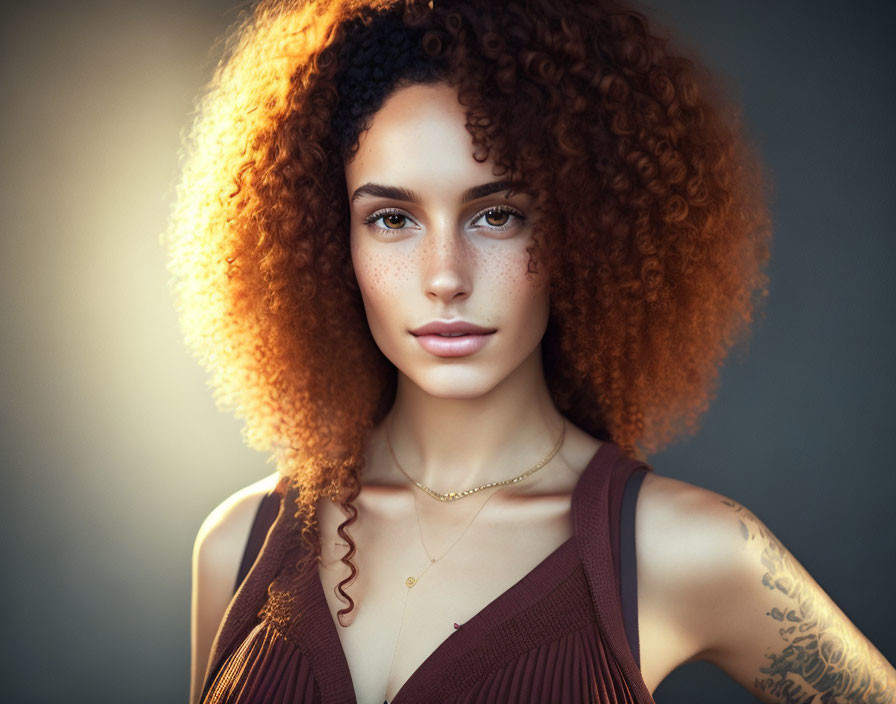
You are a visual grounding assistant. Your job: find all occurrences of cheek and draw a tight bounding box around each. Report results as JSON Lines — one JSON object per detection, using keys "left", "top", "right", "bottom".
{"left": 485, "top": 246, "right": 549, "bottom": 310}
{"left": 351, "top": 239, "right": 408, "bottom": 320}
{"left": 351, "top": 236, "right": 379, "bottom": 296}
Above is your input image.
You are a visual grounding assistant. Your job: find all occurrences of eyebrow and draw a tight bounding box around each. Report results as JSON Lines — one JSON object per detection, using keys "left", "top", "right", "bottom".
{"left": 350, "top": 180, "right": 515, "bottom": 205}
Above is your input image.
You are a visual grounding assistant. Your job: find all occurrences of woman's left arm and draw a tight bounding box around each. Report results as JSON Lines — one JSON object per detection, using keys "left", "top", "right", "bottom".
{"left": 636, "top": 474, "right": 896, "bottom": 703}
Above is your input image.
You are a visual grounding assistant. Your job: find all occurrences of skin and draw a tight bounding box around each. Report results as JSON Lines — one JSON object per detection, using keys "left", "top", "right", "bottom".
{"left": 190, "top": 82, "right": 896, "bottom": 704}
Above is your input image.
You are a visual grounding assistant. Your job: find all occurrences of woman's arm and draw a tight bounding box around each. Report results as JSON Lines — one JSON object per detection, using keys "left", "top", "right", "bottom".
{"left": 189, "top": 473, "right": 279, "bottom": 704}
{"left": 636, "top": 473, "right": 896, "bottom": 702}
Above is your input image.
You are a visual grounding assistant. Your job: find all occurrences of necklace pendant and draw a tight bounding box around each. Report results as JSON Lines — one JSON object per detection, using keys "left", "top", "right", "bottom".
{"left": 405, "top": 576, "right": 417, "bottom": 588}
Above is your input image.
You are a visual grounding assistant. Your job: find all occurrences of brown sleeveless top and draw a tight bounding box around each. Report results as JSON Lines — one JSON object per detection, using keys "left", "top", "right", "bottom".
{"left": 201, "top": 441, "right": 656, "bottom": 704}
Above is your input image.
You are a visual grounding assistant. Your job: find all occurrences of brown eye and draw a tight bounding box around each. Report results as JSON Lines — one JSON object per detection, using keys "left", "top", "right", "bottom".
{"left": 383, "top": 213, "right": 407, "bottom": 229}
{"left": 484, "top": 209, "right": 510, "bottom": 227}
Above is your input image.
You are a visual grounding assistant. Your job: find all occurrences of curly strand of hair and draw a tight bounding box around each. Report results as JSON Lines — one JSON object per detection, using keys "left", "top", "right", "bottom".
{"left": 333, "top": 472, "right": 362, "bottom": 626}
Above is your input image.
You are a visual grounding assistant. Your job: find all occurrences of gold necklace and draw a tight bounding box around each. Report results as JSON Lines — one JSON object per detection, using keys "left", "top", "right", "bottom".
{"left": 384, "top": 487, "right": 499, "bottom": 702}
{"left": 385, "top": 418, "right": 567, "bottom": 501}
{"left": 402, "top": 486, "right": 497, "bottom": 588}
{"left": 382, "top": 420, "right": 567, "bottom": 702}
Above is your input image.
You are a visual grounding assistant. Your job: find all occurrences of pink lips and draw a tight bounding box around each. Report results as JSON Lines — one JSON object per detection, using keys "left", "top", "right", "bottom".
{"left": 410, "top": 320, "right": 496, "bottom": 358}
{"left": 414, "top": 333, "right": 494, "bottom": 357}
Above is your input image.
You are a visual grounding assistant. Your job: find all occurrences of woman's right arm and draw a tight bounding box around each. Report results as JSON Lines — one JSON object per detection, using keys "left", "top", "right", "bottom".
{"left": 189, "top": 473, "right": 280, "bottom": 704}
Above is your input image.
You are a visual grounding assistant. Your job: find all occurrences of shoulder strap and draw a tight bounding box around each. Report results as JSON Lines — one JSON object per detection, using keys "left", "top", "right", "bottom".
{"left": 203, "top": 479, "right": 296, "bottom": 700}
{"left": 233, "top": 489, "right": 281, "bottom": 594}
{"left": 572, "top": 442, "right": 655, "bottom": 703}
{"left": 619, "top": 466, "right": 648, "bottom": 668}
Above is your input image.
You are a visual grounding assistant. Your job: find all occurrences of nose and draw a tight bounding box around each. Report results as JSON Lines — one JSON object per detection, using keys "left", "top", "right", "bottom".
{"left": 421, "top": 224, "right": 473, "bottom": 304}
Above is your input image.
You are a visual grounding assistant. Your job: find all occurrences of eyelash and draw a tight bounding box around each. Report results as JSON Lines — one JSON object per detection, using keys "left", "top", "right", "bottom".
{"left": 362, "top": 205, "right": 526, "bottom": 235}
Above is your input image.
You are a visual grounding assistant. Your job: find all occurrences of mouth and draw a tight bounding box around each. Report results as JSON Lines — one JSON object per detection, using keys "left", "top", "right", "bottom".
{"left": 409, "top": 320, "right": 497, "bottom": 336}
{"left": 412, "top": 330, "right": 495, "bottom": 357}
{"left": 418, "top": 332, "right": 481, "bottom": 337}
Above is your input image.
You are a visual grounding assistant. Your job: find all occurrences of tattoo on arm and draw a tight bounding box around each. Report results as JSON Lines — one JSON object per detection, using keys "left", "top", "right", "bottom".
{"left": 721, "top": 499, "right": 895, "bottom": 704}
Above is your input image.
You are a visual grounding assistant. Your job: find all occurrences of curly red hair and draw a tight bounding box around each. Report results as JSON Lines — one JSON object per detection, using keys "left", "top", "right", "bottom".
{"left": 165, "top": 0, "right": 770, "bottom": 619}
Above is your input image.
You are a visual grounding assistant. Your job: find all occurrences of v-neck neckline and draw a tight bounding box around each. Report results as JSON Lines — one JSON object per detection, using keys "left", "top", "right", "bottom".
{"left": 299, "top": 440, "right": 613, "bottom": 704}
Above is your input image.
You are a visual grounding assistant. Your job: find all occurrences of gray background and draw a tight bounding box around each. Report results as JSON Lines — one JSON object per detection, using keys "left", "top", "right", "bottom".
{"left": 1, "top": 0, "right": 893, "bottom": 701}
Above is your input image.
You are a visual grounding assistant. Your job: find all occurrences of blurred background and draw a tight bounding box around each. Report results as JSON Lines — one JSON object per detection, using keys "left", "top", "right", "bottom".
{"left": 1, "top": 0, "right": 893, "bottom": 701}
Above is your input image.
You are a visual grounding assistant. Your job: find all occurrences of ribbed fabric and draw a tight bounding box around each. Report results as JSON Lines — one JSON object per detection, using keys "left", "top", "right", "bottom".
{"left": 202, "top": 441, "right": 655, "bottom": 704}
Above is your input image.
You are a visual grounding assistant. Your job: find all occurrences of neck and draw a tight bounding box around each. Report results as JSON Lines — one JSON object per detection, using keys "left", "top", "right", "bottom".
{"left": 373, "top": 346, "right": 567, "bottom": 493}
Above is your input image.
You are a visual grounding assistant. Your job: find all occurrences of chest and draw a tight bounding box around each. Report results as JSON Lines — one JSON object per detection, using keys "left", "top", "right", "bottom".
{"left": 315, "top": 492, "right": 575, "bottom": 704}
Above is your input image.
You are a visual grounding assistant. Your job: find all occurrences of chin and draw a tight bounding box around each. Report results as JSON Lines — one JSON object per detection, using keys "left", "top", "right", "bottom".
{"left": 406, "top": 366, "right": 507, "bottom": 400}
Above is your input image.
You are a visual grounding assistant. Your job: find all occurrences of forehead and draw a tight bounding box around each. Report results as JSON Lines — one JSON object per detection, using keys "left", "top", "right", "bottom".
{"left": 344, "top": 82, "right": 497, "bottom": 191}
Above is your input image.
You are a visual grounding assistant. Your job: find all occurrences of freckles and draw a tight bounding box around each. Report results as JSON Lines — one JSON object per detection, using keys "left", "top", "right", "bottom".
{"left": 352, "top": 247, "right": 383, "bottom": 296}
{"left": 356, "top": 248, "right": 411, "bottom": 296}
{"left": 383, "top": 250, "right": 414, "bottom": 284}
{"left": 484, "top": 248, "right": 534, "bottom": 289}
{"left": 359, "top": 261, "right": 388, "bottom": 295}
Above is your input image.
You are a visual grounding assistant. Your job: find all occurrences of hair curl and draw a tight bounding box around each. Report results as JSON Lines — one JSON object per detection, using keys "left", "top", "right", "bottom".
{"left": 165, "top": 0, "right": 771, "bottom": 622}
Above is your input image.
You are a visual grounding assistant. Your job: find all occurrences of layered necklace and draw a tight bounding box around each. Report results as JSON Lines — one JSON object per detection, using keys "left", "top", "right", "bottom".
{"left": 381, "top": 418, "right": 566, "bottom": 702}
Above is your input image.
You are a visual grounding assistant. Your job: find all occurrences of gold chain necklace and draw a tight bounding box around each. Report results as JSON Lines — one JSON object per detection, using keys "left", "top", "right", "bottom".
{"left": 382, "top": 420, "right": 567, "bottom": 702}
{"left": 384, "top": 487, "right": 500, "bottom": 702}
{"left": 384, "top": 418, "right": 567, "bottom": 501}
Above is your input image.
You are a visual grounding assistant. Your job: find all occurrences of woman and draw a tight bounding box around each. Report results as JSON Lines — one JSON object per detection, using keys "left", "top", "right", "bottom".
{"left": 167, "top": 1, "right": 896, "bottom": 702}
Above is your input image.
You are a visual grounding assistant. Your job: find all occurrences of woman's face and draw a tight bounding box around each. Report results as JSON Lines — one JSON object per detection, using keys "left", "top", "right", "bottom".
{"left": 346, "top": 82, "right": 549, "bottom": 399}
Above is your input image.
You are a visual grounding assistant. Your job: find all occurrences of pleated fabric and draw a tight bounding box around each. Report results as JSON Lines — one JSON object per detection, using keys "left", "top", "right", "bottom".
{"left": 202, "top": 441, "right": 656, "bottom": 704}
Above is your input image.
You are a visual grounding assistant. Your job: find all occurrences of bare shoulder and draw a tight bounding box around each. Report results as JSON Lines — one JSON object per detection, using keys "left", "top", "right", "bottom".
{"left": 634, "top": 473, "right": 896, "bottom": 702}
{"left": 633, "top": 473, "right": 774, "bottom": 689}
{"left": 189, "top": 471, "right": 280, "bottom": 704}
{"left": 194, "top": 471, "right": 281, "bottom": 568}
{"left": 635, "top": 472, "right": 749, "bottom": 577}
{"left": 634, "top": 473, "right": 753, "bottom": 684}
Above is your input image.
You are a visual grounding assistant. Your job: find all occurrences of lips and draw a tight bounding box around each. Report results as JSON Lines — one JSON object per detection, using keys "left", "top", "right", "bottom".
{"left": 413, "top": 331, "right": 494, "bottom": 357}
{"left": 409, "top": 320, "right": 496, "bottom": 357}
{"left": 410, "top": 320, "right": 496, "bottom": 336}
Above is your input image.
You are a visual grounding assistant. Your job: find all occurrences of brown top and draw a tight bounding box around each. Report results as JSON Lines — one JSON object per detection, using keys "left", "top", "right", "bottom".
{"left": 202, "top": 441, "right": 655, "bottom": 703}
